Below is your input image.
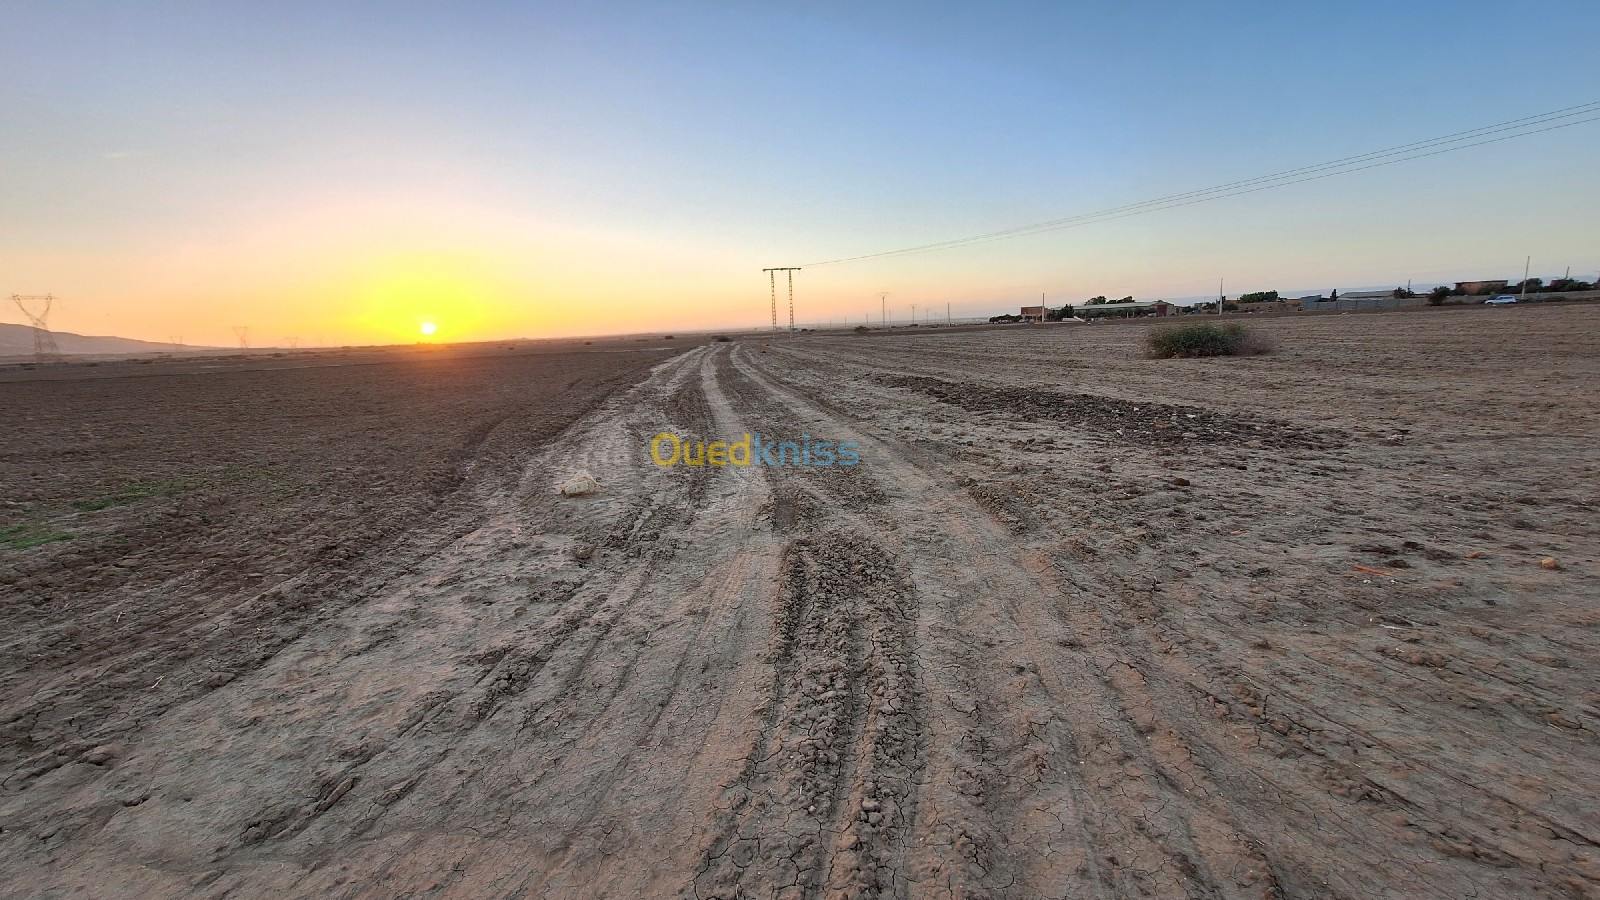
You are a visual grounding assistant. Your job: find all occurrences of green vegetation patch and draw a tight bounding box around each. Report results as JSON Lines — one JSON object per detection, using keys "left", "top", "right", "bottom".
{"left": 1, "top": 523, "right": 73, "bottom": 551}
{"left": 70, "top": 476, "right": 206, "bottom": 512}
{"left": 1147, "top": 323, "right": 1276, "bottom": 359}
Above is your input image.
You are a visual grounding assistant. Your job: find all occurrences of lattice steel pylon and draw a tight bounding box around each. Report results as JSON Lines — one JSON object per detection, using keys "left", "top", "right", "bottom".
{"left": 762, "top": 268, "right": 800, "bottom": 331}
{"left": 10, "top": 294, "right": 61, "bottom": 361}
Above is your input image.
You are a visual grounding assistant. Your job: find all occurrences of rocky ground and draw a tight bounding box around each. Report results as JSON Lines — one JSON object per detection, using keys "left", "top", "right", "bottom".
{"left": 1, "top": 307, "right": 1596, "bottom": 898}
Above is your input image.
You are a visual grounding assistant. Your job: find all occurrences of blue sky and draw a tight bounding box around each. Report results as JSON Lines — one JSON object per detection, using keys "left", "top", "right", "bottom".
{"left": 3, "top": 1, "right": 1598, "bottom": 341}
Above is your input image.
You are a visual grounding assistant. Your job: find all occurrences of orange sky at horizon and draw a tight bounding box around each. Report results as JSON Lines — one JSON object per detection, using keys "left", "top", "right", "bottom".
{"left": 2, "top": 193, "right": 780, "bottom": 348}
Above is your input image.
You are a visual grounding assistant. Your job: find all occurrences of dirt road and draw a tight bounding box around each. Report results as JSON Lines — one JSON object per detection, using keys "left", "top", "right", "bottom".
{"left": 2, "top": 308, "right": 1597, "bottom": 898}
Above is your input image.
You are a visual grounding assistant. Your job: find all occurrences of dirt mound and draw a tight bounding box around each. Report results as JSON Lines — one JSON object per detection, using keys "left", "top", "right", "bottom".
{"left": 884, "top": 373, "right": 1334, "bottom": 450}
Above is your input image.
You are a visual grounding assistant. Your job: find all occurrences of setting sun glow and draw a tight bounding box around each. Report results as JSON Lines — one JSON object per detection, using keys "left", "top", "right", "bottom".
{"left": 420, "top": 321, "right": 437, "bottom": 337}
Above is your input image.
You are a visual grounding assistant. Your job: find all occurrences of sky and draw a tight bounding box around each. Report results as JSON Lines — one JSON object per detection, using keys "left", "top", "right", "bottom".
{"left": 3, "top": 0, "right": 1598, "bottom": 346}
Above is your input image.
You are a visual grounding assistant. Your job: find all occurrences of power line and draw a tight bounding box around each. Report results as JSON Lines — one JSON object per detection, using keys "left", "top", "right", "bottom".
{"left": 804, "top": 101, "right": 1600, "bottom": 267}
{"left": 849, "top": 100, "right": 1600, "bottom": 255}
{"left": 906, "top": 105, "right": 1600, "bottom": 254}
{"left": 936, "top": 114, "right": 1600, "bottom": 256}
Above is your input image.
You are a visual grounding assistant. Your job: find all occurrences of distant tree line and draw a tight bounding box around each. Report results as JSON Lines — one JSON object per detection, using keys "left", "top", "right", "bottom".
{"left": 1448, "top": 277, "right": 1594, "bottom": 297}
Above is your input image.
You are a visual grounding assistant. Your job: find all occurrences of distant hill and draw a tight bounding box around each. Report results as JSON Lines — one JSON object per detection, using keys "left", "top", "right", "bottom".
{"left": 0, "top": 323, "right": 205, "bottom": 357}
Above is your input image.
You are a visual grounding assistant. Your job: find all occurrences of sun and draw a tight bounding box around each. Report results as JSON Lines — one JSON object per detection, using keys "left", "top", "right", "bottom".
{"left": 420, "top": 321, "right": 438, "bottom": 337}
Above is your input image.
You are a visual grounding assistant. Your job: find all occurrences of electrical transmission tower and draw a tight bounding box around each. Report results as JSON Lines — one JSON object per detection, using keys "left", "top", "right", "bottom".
{"left": 10, "top": 294, "right": 61, "bottom": 361}
{"left": 232, "top": 325, "right": 250, "bottom": 351}
{"left": 878, "top": 292, "right": 889, "bottom": 326}
{"left": 763, "top": 268, "right": 801, "bottom": 331}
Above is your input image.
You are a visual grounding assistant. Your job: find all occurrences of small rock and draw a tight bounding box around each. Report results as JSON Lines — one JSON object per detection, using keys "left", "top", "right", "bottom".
{"left": 1539, "top": 557, "right": 1560, "bottom": 570}
{"left": 1170, "top": 477, "right": 1190, "bottom": 487}
{"left": 558, "top": 471, "right": 601, "bottom": 496}
{"left": 572, "top": 544, "right": 596, "bottom": 561}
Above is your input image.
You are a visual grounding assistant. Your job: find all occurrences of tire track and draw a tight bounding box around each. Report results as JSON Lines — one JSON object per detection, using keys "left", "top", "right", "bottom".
{"left": 727, "top": 343, "right": 1280, "bottom": 898}
{"left": 691, "top": 343, "right": 926, "bottom": 899}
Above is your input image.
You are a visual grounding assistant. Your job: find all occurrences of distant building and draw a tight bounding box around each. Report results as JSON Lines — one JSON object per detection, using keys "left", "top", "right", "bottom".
{"left": 1456, "top": 279, "right": 1509, "bottom": 295}
{"left": 1077, "top": 300, "right": 1176, "bottom": 319}
{"left": 1340, "top": 290, "right": 1396, "bottom": 300}
{"left": 1019, "top": 305, "right": 1046, "bottom": 322}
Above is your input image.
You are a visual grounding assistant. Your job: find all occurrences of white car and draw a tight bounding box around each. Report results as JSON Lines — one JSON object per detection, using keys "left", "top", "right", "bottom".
{"left": 1484, "top": 295, "right": 1518, "bottom": 305}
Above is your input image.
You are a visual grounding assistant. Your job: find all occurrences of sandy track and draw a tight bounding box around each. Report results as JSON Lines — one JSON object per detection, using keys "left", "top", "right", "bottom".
{"left": 3, "top": 308, "right": 1598, "bottom": 898}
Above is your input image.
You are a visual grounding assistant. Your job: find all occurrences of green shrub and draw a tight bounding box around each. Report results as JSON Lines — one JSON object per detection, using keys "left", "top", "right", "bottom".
{"left": 1147, "top": 323, "right": 1275, "bottom": 358}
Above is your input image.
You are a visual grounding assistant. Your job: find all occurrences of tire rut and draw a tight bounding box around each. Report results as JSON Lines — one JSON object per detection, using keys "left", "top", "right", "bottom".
{"left": 725, "top": 344, "right": 1280, "bottom": 898}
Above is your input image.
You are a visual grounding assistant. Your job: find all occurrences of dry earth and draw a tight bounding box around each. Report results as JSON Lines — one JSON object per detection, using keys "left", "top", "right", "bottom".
{"left": 1, "top": 308, "right": 1597, "bottom": 899}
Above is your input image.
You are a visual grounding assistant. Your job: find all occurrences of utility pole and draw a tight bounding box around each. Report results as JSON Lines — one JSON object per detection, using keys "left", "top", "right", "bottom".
{"left": 947, "top": 302, "right": 951, "bottom": 324}
{"left": 763, "top": 267, "right": 801, "bottom": 331}
{"left": 911, "top": 303, "right": 916, "bottom": 324}
{"left": 1218, "top": 278, "right": 1225, "bottom": 316}
{"left": 1522, "top": 256, "right": 1530, "bottom": 302}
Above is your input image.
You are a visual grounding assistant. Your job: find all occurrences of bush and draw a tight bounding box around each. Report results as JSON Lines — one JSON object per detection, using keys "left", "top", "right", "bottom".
{"left": 1147, "top": 323, "right": 1275, "bottom": 358}
{"left": 713, "top": 335, "right": 732, "bottom": 342}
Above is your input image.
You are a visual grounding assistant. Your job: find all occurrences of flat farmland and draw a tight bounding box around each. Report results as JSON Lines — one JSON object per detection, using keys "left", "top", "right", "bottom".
{"left": 1, "top": 308, "right": 1596, "bottom": 899}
